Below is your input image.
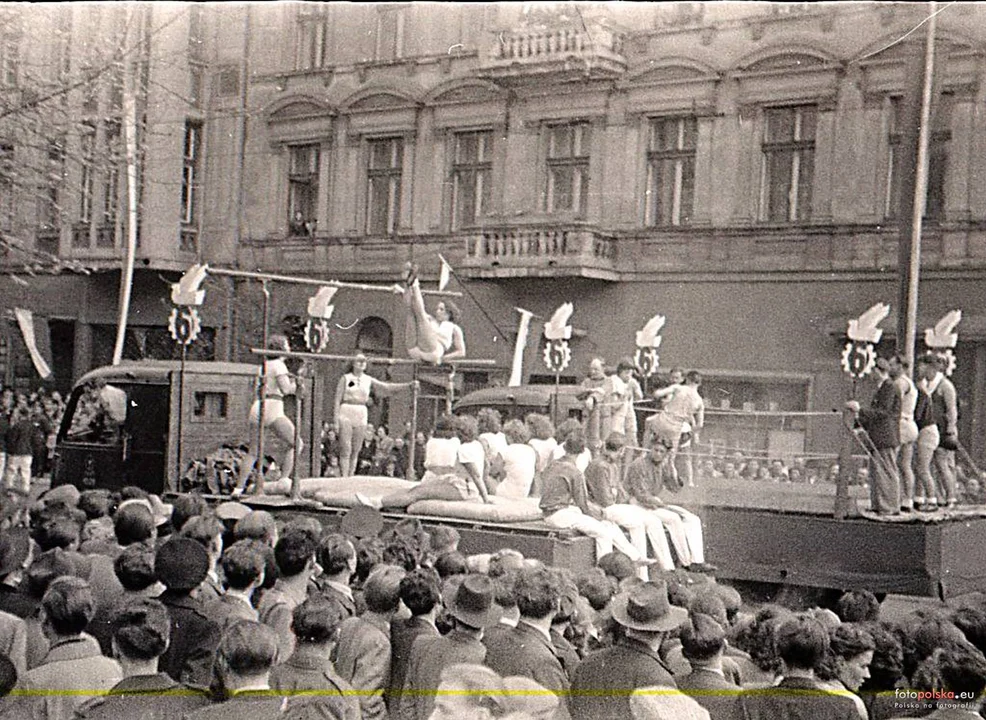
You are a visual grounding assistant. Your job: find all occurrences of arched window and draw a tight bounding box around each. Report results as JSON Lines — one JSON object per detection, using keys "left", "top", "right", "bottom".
{"left": 355, "top": 316, "right": 393, "bottom": 356}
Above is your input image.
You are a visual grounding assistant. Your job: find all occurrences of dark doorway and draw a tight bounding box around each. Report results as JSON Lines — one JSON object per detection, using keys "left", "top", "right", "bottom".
{"left": 49, "top": 320, "right": 75, "bottom": 393}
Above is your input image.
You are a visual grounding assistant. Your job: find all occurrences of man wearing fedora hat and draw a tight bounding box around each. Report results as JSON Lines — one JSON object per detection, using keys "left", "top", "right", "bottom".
{"left": 570, "top": 581, "right": 686, "bottom": 720}
{"left": 400, "top": 573, "right": 497, "bottom": 720}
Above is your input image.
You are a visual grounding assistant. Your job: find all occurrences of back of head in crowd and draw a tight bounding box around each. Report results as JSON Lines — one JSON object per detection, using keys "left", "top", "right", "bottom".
{"left": 836, "top": 589, "right": 880, "bottom": 623}
{"left": 435, "top": 551, "right": 468, "bottom": 580}
{"left": 221, "top": 540, "right": 267, "bottom": 591}
{"left": 114, "top": 502, "right": 156, "bottom": 546}
{"left": 170, "top": 494, "right": 208, "bottom": 534}
{"left": 114, "top": 542, "right": 158, "bottom": 592}
{"left": 680, "top": 612, "right": 727, "bottom": 663}
{"left": 399, "top": 567, "right": 442, "bottom": 617}
{"left": 217, "top": 620, "right": 279, "bottom": 678}
{"left": 562, "top": 429, "right": 586, "bottom": 457}
{"left": 275, "top": 527, "right": 320, "bottom": 578}
{"left": 235, "top": 510, "right": 278, "bottom": 546}
{"left": 292, "top": 597, "right": 347, "bottom": 646}
{"left": 775, "top": 614, "right": 830, "bottom": 671}
{"left": 363, "top": 564, "right": 406, "bottom": 614}
{"left": 42, "top": 576, "right": 95, "bottom": 637}
{"left": 112, "top": 597, "right": 171, "bottom": 661}
{"left": 937, "top": 644, "right": 986, "bottom": 703}
{"left": 514, "top": 565, "right": 560, "bottom": 621}
{"left": 318, "top": 533, "right": 356, "bottom": 577}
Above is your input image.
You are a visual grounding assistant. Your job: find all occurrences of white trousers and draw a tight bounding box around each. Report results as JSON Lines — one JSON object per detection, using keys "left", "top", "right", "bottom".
{"left": 603, "top": 504, "right": 675, "bottom": 572}
{"left": 631, "top": 500, "right": 705, "bottom": 566}
{"left": 544, "top": 506, "right": 642, "bottom": 562}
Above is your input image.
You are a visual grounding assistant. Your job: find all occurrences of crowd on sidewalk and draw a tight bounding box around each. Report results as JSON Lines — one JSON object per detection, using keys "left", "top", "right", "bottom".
{"left": 0, "top": 482, "right": 981, "bottom": 719}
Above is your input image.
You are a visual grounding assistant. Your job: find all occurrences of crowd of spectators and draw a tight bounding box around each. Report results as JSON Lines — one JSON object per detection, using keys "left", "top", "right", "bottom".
{"left": 0, "top": 387, "right": 65, "bottom": 493}
{"left": 0, "top": 484, "right": 983, "bottom": 718}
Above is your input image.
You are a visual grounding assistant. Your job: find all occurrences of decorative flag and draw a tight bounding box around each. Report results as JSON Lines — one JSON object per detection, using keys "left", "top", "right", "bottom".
{"left": 438, "top": 255, "right": 452, "bottom": 292}
{"left": 509, "top": 308, "right": 534, "bottom": 387}
{"left": 14, "top": 308, "right": 52, "bottom": 380}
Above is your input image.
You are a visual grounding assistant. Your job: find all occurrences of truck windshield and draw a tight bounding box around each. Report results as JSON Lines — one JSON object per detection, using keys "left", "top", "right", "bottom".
{"left": 63, "top": 382, "right": 128, "bottom": 444}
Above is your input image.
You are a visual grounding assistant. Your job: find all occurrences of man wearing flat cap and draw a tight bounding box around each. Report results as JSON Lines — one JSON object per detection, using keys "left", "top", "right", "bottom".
{"left": 400, "top": 573, "right": 497, "bottom": 720}
{"left": 570, "top": 581, "right": 686, "bottom": 720}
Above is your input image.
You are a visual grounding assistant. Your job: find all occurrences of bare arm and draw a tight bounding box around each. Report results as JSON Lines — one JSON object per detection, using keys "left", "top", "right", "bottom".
{"left": 368, "top": 376, "right": 413, "bottom": 396}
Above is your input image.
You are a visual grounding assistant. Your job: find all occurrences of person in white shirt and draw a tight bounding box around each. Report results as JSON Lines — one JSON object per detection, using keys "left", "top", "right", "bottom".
{"left": 332, "top": 353, "right": 413, "bottom": 477}
{"left": 495, "top": 419, "right": 538, "bottom": 500}
{"left": 235, "top": 334, "right": 299, "bottom": 493}
{"left": 399, "top": 262, "right": 465, "bottom": 365}
{"left": 889, "top": 354, "right": 919, "bottom": 511}
{"left": 645, "top": 370, "right": 705, "bottom": 487}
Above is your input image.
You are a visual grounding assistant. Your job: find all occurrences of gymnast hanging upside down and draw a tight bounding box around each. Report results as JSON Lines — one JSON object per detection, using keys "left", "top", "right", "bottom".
{"left": 399, "top": 262, "right": 466, "bottom": 364}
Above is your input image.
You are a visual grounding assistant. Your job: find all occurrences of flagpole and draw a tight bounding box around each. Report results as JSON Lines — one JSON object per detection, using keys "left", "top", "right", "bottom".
{"left": 113, "top": 9, "right": 139, "bottom": 366}
{"left": 904, "top": 2, "right": 936, "bottom": 373}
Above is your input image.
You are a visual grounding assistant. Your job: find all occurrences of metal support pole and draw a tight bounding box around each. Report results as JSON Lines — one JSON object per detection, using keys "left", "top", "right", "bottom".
{"left": 408, "top": 364, "right": 420, "bottom": 481}
{"left": 291, "top": 363, "right": 304, "bottom": 500}
{"left": 206, "top": 266, "right": 462, "bottom": 297}
{"left": 176, "top": 342, "right": 186, "bottom": 490}
{"left": 254, "top": 280, "right": 271, "bottom": 495}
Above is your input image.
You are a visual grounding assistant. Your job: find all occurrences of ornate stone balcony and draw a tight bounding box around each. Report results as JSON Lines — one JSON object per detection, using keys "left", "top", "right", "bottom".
{"left": 478, "top": 23, "right": 626, "bottom": 84}
{"left": 458, "top": 225, "right": 619, "bottom": 280}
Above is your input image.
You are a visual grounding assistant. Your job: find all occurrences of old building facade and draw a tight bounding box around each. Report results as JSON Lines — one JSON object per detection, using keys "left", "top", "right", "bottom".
{"left": 2, "top": 3, "right": 985, "bottom": 461}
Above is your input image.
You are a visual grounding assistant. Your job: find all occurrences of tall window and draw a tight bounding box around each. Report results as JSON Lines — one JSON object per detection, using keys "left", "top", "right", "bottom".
{"left": 760, "top": 105, "right": 816, "bottom": 223}
{"left": 99, "top": 122, "right": 120, "bottom": 247}
{"left": 451, "top": 130, "right": 493, "bottom": 229}
{"left": 375, "top": 6, "right": 406, "bottom": 61}
{"left": 645, "top": 117, "right": 697, "bottom": 227}
{"left": 886, "top": 94, "right": 952, "bottom": 221}
{"left": 78, "top": 126, "right": 95, "bottom": 227}
{"left": 287, "top": 143, "right": 319, "bottom": 235}
{"left": 366, "top": 137, "right": 402, "bottom": 235}
{"left": 296, "top": 6, "right": 327, "bottom": 70}
{"left": 545, "top": 122, "right": 591, "bottom": 216}
{"left": 181, "top": 122, "right": 202, "bottom": 225}
{"left": 38, "top": 139, "right": 64, "bottom": 230}
{"left": 0, "top": 143, "right": 13, "bottom": 232}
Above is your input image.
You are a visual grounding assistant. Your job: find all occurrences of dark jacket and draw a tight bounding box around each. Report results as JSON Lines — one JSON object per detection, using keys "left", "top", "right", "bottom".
{"left": 401, "top": 627, "right": 487, "bottom": 720}
{"left": 74, "top": 673, "right": 211, "bottom": 720}
{"left": 733, "top": 675, "right": 860, "bottom": 720}
{"left": 158, "top": 590, "right": 223, "bottom": 689}
{"left": 269, "top": 645, "right": 361, "bottom": 720}
{"left": 569, "top": 636, "right": 676, "bottom": 720}
{"left": 675, "top": 666, "right": 740, "bottom": 720}
{"left": 484, "top": 621, "right": 571, "bottom": 718}
{"left": 857, "top": 378, "right": 901, "bottom": 449}
{"left": 389, "top": 615, "right": 439, "bottom": 711}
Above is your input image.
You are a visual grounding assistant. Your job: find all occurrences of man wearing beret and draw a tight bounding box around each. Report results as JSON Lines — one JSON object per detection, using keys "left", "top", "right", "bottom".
{"left": 155, "top": 537, "right": 223, "bottom": 689}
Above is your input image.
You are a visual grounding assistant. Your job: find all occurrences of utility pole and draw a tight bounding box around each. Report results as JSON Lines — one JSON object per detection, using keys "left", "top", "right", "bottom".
{"left": 896, "top": 2, "right": 938, "bottom": 372}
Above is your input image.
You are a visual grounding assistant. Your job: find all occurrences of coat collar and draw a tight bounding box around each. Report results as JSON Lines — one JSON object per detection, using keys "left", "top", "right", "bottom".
{"left": 109, "top": 673, "right": 183, "bottom": 694}
{"left": 44, "top": 634, "right": 104, "bottom": 664}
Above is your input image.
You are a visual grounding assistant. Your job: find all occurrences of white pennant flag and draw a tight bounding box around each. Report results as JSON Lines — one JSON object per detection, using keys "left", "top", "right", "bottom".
{"left": 14, "top": 308, "right": 52, "bottom": 380}
{"left": 510, "top": 308, "right": 534, "bottom": 387}
{"left": 438, "top": 255, "right": 452, "bottom": 291}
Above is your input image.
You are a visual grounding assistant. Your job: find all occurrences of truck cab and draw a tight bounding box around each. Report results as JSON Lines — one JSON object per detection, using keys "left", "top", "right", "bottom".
{"left": 51, "top": 361, "right": 261, "bottom": 494}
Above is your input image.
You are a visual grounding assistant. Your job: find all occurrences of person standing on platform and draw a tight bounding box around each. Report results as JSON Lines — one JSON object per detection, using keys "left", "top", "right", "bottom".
{"left": 889, "top": 354, "right": 919, "bottom": 512}
{"left": 919, "top": 352, "right": 960, "bottom": 508}
{"left": 846, "top": 357, "right": 902, "bottom": 516}
{"left": 579, "top": 358, "right": 608, "bottom": 454}
{"left": 234, "top": 334, "right": 300, "bottom": 494}
{"left": 645, "top": 370, "right": 704, "bottom": 488}
{"left": 913, "top": 356, "right": 941, "bottom": 511}
{"left": 333, "top": 353, "right": 413, "bottom": 478}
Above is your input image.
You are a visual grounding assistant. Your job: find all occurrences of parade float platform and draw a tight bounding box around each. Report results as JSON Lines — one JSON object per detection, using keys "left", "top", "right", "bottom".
{"left": 221, "top": 476, "right": 986, "bottom": 600}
